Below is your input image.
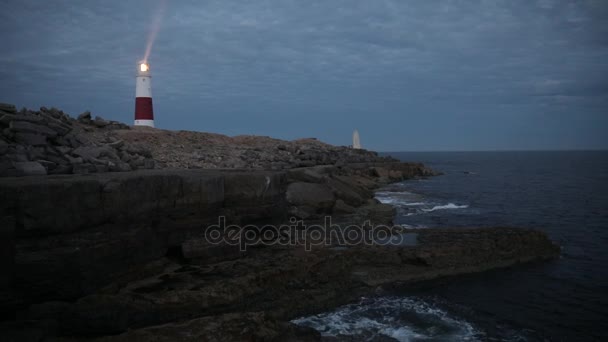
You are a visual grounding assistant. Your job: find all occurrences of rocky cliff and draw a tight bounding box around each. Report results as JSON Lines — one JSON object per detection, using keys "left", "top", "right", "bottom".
{"left": 0, "top": 162, "right": 559, "bottom": 341}
{"left": 0, "top": 103, "right": 559, "bottom": 341}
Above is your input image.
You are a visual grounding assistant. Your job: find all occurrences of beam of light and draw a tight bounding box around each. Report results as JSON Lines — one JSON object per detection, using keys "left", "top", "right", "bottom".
{"left": 143, "top": 0, "right": 168, "bottom": 63}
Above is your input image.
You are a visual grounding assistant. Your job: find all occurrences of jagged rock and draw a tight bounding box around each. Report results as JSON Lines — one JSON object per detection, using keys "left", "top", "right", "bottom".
{"left": 107, "top": 140, "right": 124, "bottom": 149}
{"left": 0, "top": 103, "right": 17, "bottom": 113}
{"left": 72, "top": 146, "right": 117, "bottom": 161}
{"left": 14, "top": 133, "right": 47, "bottom": 146}
{"left": 286, "top": 182, "right": 335, "bottom": 211}
{"left": 37, "top": 160, "right": 57, "bottom": 171}
{"left": 1, "top": 114, "right": 46, "bottom": 127}
{"left": 287, "top": 167, "right": 328, "bottom": 183}
{"left": 9, "top": 121, "right": 57, "bottom": 137}
{"left": 47, "top": 121, "right": 71, "bottom": 136}
{"left": 64, "top": 155, "right": 83, "bottom": 165}
{"left": 77, "top": 111, "right": 92, "bottom": 122}
{"left": 327, "top": 177, "right": 365, "bottom": 207}
{"left": 12, "top": 161, "right": 47, "bottom": 176}
{"left": 56, "top": 146, "right": 71, "bottom": 154}
{"left": 109, "top": 162, "right": 131, "bottom": 172}
{"left": 93, "top": 116, "right": 110, "bottom": 128}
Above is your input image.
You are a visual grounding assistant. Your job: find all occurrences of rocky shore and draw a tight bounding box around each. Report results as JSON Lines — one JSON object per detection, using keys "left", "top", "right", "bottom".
{"left": 0, "top": 103, "right": 395, "bottom": 177}
{"left": 0, "top": 105, "right": 560, "bottom": 341}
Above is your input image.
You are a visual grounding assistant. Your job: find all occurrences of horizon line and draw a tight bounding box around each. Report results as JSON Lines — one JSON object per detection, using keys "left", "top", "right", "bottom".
{"left": 377, "top": 148, "right": 608, "bottom": 153}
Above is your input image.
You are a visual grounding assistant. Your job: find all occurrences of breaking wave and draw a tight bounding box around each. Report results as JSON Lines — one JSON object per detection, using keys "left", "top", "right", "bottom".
{"left": 422, "top": 203, "right": 469, "bottom": 212}
{"left": 292, "top": 296, "right": 482, "bottom": 341}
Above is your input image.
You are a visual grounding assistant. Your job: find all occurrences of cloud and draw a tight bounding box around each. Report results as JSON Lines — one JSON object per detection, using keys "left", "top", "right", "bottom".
{"left": 0, "top": 0, "right": 607, "bottom": 150}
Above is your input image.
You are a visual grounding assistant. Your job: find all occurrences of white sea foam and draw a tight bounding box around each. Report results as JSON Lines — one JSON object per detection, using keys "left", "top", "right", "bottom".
{"left": 292, "top": 296, "right": 481, "bottom": 341}
{"left": 376, "top": 196, "right": 428, "bottom": 207}
{"left": 422, "top": 203, "right": 469, "bottom": 212}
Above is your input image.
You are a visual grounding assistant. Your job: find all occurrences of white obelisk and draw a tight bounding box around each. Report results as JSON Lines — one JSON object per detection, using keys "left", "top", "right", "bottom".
{"left": 353, "top": 129, "right": 361, "bottom": 149}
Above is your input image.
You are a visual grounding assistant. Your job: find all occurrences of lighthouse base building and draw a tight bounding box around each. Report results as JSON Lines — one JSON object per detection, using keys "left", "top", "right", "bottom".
{"left": 134, "top": 61, "right": 155, "bottom": 127}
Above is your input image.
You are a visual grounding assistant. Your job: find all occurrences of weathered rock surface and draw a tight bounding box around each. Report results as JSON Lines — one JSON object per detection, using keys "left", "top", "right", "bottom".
{"left": 1, "top": 104, "right": 415, "bottom": 178}
{"left": 0, "top": 106, "right": 152, "bottom": 178}
{"left": 0, "top": 162, "right": 560, "bottom": 341}
{"left": 286, "top": 182, "right": 336, "bottom": 211}
{"left": 0, "top": 104, "right": 559, "bottom": 341}
{"left": 5, "top": 228, "right": 558, "bottom": 341}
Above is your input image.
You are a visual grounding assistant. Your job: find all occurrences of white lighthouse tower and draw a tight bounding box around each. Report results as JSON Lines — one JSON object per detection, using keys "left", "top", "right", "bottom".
{"left": 134, "top": 61, "right": 154, "bottom": 127}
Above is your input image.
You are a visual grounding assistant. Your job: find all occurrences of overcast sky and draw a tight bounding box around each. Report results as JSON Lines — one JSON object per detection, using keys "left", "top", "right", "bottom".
{"left": 1, "top": 0, "right": 607, "bottom": 151}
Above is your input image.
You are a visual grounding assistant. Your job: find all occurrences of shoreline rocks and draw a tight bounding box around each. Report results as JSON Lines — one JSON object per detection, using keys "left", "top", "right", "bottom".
{"left": 0, "top": 103, "right": 559, "bottom": 341}
{"left": 0, "top": 163, "right": 560, "bottom": 341}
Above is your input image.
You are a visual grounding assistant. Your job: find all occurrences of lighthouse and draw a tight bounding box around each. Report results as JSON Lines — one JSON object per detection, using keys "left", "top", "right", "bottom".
{"left": 134, "top": 61, "right": 154, "bottom": 127}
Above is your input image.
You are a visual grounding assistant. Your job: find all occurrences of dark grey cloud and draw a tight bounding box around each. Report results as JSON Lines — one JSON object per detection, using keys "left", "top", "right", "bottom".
{"left": 1, "top": 0, "right": 607, "bottom": 150}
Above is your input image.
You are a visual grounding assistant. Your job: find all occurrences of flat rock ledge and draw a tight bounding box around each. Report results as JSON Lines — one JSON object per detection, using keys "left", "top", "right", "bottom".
{"left": 0, "top": 161, "right": 559, "bottom": 341}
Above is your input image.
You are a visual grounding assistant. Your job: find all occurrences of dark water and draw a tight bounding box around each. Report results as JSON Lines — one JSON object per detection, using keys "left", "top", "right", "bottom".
{"left": 295, "top": 151, "right": 608, "bottom": 341}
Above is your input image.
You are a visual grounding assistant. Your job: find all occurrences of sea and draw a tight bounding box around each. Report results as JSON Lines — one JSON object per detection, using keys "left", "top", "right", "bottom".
{"left": 293, "top": 151, "right": 608, "bottom": 341}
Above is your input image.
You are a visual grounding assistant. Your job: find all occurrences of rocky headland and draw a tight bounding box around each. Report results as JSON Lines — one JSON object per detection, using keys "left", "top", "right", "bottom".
{"left": 0, "top": 104, "right": 560, "bottom": 341}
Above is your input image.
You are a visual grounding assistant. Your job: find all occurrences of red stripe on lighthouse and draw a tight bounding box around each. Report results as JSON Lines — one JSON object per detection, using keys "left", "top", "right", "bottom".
{"left": 135, "top": 97, "right": 154, "bottom": 120}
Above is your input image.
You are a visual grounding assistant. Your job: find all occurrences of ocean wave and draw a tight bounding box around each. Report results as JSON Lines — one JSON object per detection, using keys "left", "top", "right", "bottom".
{"left": 421, "top": 203, "right": 469, "bottom": 212}
{"left": 292, "top": 296, "right": 482, "bottom": 341}
{"left": 376, "top": 196, "right": 428, "bottom": 207}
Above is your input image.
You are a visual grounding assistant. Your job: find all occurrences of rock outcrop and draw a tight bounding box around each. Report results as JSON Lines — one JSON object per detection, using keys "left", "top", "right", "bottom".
{"left": 0, "top": 163, "right": 430, "bottom": 310}
{"left": 0, "top": 104, "right": 402, "bottom": 178}
{"left": 0, "top": 103, "right": 559, "bottom": 341}
{"left": 0, "top": 162, "right": 560, "bottom": 341}
{"left": 0, "top": 104, "right": 150, "bottom": 177}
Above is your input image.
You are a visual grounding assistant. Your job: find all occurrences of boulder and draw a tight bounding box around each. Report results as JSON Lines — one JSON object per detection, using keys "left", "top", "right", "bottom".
{"left": 77, "top": 111, "right": 92, "bottom": 123}
{"left": 9, "top": 121, "right": 57, "bottom": 137}
{"left": 14, "top": 133, "right": 47, "bottom": 146}
{"left": 47, "top": 121, "right": 71, "bottom": 136}
{"left": 12, "top": 161, "right": 47, "bottom": 176}
{"left": 0, "top": 113, "right": 44, "bottom": 125}
{"left": 286, "top": 182, "right": 335, "bottom": 211}
{"left": 93, "top": 116, "right": 110, "bottom": 128}
{"left": 72, "top": 146, "right": 118, "bottom": 161}
{"left": 287, "top": 166, "right": 333, "bottom": 183}
{"left": 327, "top": 177, "right": 366, "bottom": 207}
{"left": 37, "top": 160, "right": 57, "bottom": 171}
{"left": 107, "top": 140, "right": 124, "bottom": 149}
{"left": 0, "top": 103, "right": 17, "bottom": 114}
